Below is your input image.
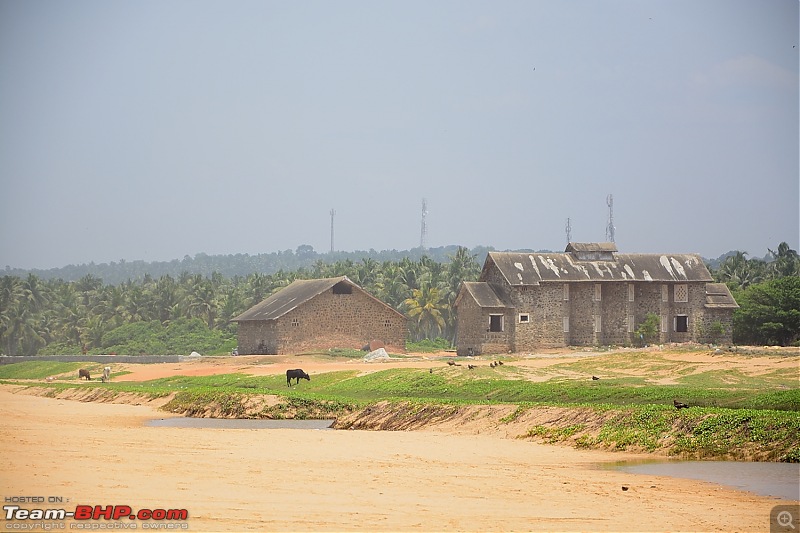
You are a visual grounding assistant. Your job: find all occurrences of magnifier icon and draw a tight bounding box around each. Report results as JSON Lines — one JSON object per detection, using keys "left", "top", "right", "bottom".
{"left": 778, "top": 510, "right": 796, "bottom": 529}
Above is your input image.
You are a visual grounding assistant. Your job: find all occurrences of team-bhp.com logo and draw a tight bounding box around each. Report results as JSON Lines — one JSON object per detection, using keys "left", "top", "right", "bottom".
{"left": 5, "top": 504, "right": 189, "bottom": 529}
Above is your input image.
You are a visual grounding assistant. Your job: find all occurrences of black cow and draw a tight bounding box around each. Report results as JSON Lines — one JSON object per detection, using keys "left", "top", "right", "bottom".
{"left": 286, "top": 369, "right": 310, "bottom": 387}
{"left": 78, "top": 369, "right": 91, "bottom": 380}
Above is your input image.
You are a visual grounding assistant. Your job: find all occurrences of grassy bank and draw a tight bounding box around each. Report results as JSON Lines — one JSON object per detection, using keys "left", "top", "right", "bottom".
{"left": 2, "top": 355, "right": 798, "bottom": 462}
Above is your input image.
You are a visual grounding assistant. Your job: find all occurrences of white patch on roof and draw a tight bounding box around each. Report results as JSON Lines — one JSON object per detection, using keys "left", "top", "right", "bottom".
{"left": 591, "top": 262, "right": 617, "bottom": 278}
{"left": 623, "top": 264, "right": 635, "bottom": 279}
{"left": 538, "top": 255, "right": 561, "bottom": 277}
{"left": 514, "top": 262, "right": 524, "bottom": 271}
{"left": 591, "top": 262, "right": 606, "bottom": 277}
{"left": 563, "top": 253, "right": 590, "bottom": 278}
{"left": 642, "top": 270, "right": 653, "bottom": 281}
{"left": 659, "top": 256, "right": 676, "bottom": 279}
{"left": 517, "top": 272, "right": 523, "bottom": 282}
{"left": 670, "top": 257, "right": 687, "bottom": 279}
{"left": 528, "top": 255, "right": 542, "bottom": 279}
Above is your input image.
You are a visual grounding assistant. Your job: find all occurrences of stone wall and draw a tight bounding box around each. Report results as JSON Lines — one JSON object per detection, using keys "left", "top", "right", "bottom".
{"left": 238, "top": 287, "right": 407, "bottom": 355}
{"left": 456, "top": 264, "right": 724, "bottom": 354}
{"left": 0, "top": 355, "right": 183, "bottom": 364}
{"left": 455, "top": 289, "right": 511, "bottom": 356}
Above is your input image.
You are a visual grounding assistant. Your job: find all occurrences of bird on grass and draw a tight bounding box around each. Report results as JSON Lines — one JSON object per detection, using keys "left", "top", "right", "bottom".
{"left": 673, "top": 399, "right": 689, "bottom": 410}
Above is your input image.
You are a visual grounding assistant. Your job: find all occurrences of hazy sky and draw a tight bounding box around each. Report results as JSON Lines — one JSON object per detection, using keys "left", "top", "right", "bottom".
{"left": 1, "top": 0, "right": 797, "bottom": 270}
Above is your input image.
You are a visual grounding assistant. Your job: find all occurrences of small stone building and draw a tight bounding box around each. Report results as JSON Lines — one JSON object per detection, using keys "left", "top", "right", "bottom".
{"left": 454, "top": 243, "right": 738, "bottom": 355}
{"left": 232, "top": 276, "right": 407, "bottom": 355}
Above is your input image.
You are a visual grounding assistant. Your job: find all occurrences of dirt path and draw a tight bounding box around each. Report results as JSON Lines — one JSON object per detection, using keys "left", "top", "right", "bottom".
{"left": 1, "top": 387, "right": 791, "bottom": 532}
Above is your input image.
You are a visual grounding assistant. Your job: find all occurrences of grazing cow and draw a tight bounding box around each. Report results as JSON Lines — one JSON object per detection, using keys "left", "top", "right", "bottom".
{"left": 468, "top": 364, "right": 476, "bottom": 370}
{"left": 286, "top": 369, "right": 310, "bottom": 387}
{"left": 673, "top": 399, "right": 689, "bottom": 410}
{"left": 78, "top": 369, "right": 91, "bottom": 381}
{"left": 101, "top": 366, "right": 111, "bottom": 383}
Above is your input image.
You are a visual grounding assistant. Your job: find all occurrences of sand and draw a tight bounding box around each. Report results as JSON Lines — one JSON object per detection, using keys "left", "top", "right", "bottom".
{"left": 1, "top": 384, "right": 793, "bottom": 532}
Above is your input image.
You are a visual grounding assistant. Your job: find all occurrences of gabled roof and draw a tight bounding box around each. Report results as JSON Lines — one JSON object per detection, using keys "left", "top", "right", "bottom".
{"left": 232, "top": 276, "right": 405, "bottom": 322}
{"left": 705, "top": 283, "right": 739, "bottom": 309}
{"left": 484, "top": 250, "right": 713, "bottom": 285}
{"left": 455, "top": 282, "right": 512, "bottom": 309}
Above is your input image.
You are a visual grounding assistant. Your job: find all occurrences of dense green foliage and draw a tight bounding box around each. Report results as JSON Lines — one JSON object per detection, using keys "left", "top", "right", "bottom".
{"left": 732, "top": 277, "right": 800, "bottom": 346}
{"left": 1, "top": 242, "right": 797, "bottom": 355}
{"left": 0, "top": 247, "right": 481, "bottom": 355}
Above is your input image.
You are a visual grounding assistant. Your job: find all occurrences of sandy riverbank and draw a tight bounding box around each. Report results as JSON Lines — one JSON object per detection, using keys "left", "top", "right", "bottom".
{"left": 1, "top": 386, "right": 792, "bottom": 532}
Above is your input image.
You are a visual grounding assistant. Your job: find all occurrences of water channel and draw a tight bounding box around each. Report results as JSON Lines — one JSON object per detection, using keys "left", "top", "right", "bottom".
{"left": 147, "top": 418, "right": 799, "bottom": 501}
{"left": 607, "top": 460, "right": 799, "bottom": 501}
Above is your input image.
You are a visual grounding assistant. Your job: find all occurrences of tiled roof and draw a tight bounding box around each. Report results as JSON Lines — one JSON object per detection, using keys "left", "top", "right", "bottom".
{"left": 485, "top": 251, "right": 713, "bottom": 285}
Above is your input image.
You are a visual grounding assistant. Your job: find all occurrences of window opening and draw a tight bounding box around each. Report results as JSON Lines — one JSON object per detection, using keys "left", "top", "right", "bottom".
{"left": 333, "top": 282, "right": 352, "bottom": 294}
{"left": 674, "top": 284, "right": 688, "bottom": 303}
{"left": 489, "top": 314, "right": 504, "bottom": 332}
{"left": 675, "top": 315, "right": 688, "bottom": 332}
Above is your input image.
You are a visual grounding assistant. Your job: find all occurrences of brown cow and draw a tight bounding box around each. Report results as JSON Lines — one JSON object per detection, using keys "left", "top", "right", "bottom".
{"left": 78, "top": 369, "right": 91, "bottom": 380}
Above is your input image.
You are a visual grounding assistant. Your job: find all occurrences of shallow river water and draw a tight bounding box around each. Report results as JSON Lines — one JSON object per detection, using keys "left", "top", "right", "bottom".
{"left": 148, "top": 418, "right": 799, "bottom": 501}
{"left": 609, "top": 460, "right": 799, "bottom": 501}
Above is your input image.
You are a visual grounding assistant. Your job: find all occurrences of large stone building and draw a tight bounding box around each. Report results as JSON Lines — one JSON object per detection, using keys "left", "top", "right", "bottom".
{"left": 454, "top": 243, "right": 738, "bottom": 355}
{"left": 232, "top": 276, "right": 407, "bottom": 355}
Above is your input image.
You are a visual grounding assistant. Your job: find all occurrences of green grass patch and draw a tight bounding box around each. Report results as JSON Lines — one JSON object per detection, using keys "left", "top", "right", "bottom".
{"left": 0, "top": 361, "right": 86, "bottom": 379}
{"left": 3, "top": 356, "right": 798, "bottom": 461}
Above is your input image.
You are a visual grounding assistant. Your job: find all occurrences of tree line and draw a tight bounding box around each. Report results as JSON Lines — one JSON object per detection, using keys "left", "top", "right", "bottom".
{"left": 1, "top": 243, "right": 797, "bottom": 356}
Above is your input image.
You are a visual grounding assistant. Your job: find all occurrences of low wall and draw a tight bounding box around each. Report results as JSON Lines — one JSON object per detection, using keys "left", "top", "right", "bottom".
{"left": 0, "top": 355, "right": 187, "bottom": 365}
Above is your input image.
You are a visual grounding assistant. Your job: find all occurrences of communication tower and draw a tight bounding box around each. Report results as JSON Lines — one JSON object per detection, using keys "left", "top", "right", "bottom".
{"left": 420, "top": 198, "right": 428, "bottom": 249}
{"left": 330, "top": 208, "right": 336, "bottom": 253}
{"left": 605, "top": 194, "right": 616, "bottom": 243}
{"left": 565, "top": 217, "right": 572, "bottom": 245}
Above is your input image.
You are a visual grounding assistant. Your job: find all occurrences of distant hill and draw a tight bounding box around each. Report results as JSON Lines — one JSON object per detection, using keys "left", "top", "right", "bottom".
{"left": 0, "top": 245, "right": 510, "bottom": 285}
{"left": 2, "top": 244, "right": 740, "bottom": 285}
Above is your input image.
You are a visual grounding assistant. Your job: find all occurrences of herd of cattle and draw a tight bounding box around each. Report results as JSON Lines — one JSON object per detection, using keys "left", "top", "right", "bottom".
{"left": 67, "top": 363, "right": 694, "bottom": 412}
{"left": 77, "top": 367, "right": 111, "bottom": 382}
{"left": 74, "top": 366, "right": 311, "bottom": 388}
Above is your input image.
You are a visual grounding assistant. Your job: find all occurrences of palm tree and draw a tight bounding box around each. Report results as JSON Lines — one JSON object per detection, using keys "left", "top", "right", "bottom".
{"left": 404, "top": 283, "right": 447, "bottom": 341}
{"left": 22, "top": 274, "right": 49, "bottom": 313}
{"left": 184, "top": 275, "right": 217, "bottom": 329}
{"left": 767, "top": 242, "right": 800, "bottom": 278}
{"left": 716, "top": 251, "right": 763, "bottom": 289}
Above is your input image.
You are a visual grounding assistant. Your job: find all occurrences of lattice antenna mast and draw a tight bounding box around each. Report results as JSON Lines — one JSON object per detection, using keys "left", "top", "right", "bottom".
{"left": 565, "top": 217, "right": 572, "bottom": 245}
{"left": 420, "top": 198, "right": 428, "bottom": 249}
{"left": 605, "top": 194, "right": 615, "bottom": 243}
{"left": 330, "top": 208, "right": 336, "bottom": 253}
